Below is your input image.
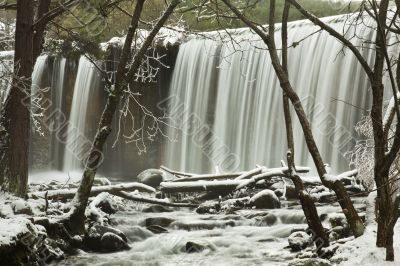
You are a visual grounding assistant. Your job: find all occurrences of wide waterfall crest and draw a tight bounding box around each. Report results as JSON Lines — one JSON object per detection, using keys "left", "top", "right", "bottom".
{"left": 164, "top": 14, "right": 385, "bottom": 174}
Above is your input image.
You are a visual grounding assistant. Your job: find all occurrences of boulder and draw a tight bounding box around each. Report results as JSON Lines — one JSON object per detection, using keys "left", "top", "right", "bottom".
{"left": 260, "top": 213, "right": 278, "bottom": 226}
{"left": 101, "top": 232, "right": 130, "bottom": 252}
{"left": 0, "top": 218, "right": 42, "bottom": 265}
{"left": 95, "top": 196, "right": 118, "bottom": 215}
{"left": 249, "top": 190, "right": 281, "bottom": 209}
{"left": 288, "top": 231, "right": 311, "bottom": 251}
{"left": 125, "top": 226, "right": 153, "bottom": 242}
{"left": 83, "top": 225, "right": 128, "bottom": 252}
{"left": 137, "top": 169, "right": 164, "bottom": 188}
{"left": 185, "top": 240, "right": 215, "bottom": 253}
{"left": 11, "top": 199, "right": 33, "bottom": 215}
{"left": 147, "top": 225, "right": 168, "bottom": 234}
{"left": 142, "top": 217, "right": 174, "bottom": 228}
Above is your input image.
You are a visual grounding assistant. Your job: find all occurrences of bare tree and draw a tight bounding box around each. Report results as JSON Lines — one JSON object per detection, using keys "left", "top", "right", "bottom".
{"left": 283, "top": 0, "right": 400, "bottom": 260}
{"left": 63, "top": 0, "right": 181, "bottom": 234}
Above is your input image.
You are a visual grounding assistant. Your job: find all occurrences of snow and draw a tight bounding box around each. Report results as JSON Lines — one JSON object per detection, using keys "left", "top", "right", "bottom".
{"left": 0, "top": 217, "right": 37, "bottom": 247}
{"left": 331, "top": 223, "right": 400, "bottom": 265}
{"left": 101, "top": 27, "right": 186, "bottom": 51}
{"left": 0, "top": 51, "right": 14, "bottom": 58}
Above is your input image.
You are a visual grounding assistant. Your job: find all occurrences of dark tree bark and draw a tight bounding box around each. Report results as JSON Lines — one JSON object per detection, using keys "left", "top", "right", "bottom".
{"left": 222, "top": 0, "right": 365, "bottom": 237}
{"left": 64, "top": 0, "right": 181, "bottom": 234}
{"left": 280, "top": 1, "right": 328, "bottom": 254}
{"left": 0, "top": 0, "right": 35, "bottom": 196}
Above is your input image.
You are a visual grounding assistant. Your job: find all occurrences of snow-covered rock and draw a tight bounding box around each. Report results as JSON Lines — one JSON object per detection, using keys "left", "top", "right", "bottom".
{"left": 0, "top": 217, "right": 41, "bottom": 264}
{"left": 137, "top": 169, "right": 165, "bottom": 188}
{"left": 11, "top": 199, "right": 33, "bottom": 215}
{"left": 249, "top": 189, "right": 281, "bottom": 209}
{"left": 288, "top": 231, "right": 312, "bottom": 251}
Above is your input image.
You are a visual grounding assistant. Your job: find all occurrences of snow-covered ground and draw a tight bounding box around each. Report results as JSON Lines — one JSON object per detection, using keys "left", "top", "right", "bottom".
{"left": 332, "top": 224, "right": 400, "bottom": 265}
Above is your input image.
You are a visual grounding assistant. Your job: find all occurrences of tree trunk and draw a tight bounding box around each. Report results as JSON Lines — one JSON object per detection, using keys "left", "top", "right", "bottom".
{"left": 64, "top": 0, "right": 180, "bottom": 234}
{"left": 0, "top": 0, "right": 34, "bottom": 197}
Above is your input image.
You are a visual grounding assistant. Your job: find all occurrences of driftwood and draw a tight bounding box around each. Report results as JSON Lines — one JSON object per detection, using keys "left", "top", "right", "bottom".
{"left": 28, "top": 182, "right": 156, "bottom": 200}
{"left": 160, "top": 180, "right": 245, "bottom": 193}
{"left": 110, "top": 191, "right": 198, "bottom": 208}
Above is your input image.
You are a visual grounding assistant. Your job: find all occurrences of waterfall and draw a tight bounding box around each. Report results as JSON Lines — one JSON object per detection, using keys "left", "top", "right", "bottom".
{"left": 50, "top": 57, "right": 67, "bottom": 170}
{"left": 164, "top": 15, "right": 385, "bottom": 174}
{"left": 63, "top": 56, "right": 103, "bottom": 172}
{"left": 164, "top": 40, "right": 221, "bottom": 173}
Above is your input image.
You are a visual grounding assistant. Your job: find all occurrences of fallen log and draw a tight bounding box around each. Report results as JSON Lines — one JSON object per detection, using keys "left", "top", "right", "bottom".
{"left": 172, "top": 172, "right": 245, "bottom": 182}
{"left": 110, "top": 191, "right": 198, "bottom": 208}
{"left": 256, "top": 164, "right": 311, "bottom": 174}
{"left": 234, "top": 167, "right": 263, "bottom": 180}
{"left": 236, "top": 170, "right": 287, "bottom": 190}
{"left": 28, "top": 182, "right": 156, "bottom": 200}
{"left": 160, "top": 180, "right": 245, "bottom": 193}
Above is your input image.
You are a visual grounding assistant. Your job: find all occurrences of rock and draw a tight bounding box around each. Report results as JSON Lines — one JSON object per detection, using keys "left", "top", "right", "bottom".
{"left": 328, "top": 214, "right": 347, "bottom": 228}
{"left": 125, "top": 226, "right": 153, "bottom": 242}
{"left": 142, "top": 205, "right": 173, "bottom": 213}
{"left": 147, "top": 225, "right": 168, "bottom": 234}
{"left": 261, "top": 213, "right": 278, "bottom": 226}
{"left": 0, "top": 218, "right": 41, "bottom": 265}
{"left": 221, "top": 197, "right": 249, "bottom": 211}
{"left": 185, "top": 240, "right": 215, "bottom": 253}
{"left": 100, "top": 232, "right": 130, "bottom": 252}
{"left": 249, "top": 190, "right": 281, "bottom": 209}
{"left": 0, "top": 204, "right": 14, "bottom": 218}
{"left": 143, "top": 217, "right": 174, "bottom": 228}
{"left": 288, "top": 258, "right": 331, "bottom": 266}
{"left": 11, "top": 199, "right": 33, "bottom": 215}
{"left": 196, "top": 201, "right": 220, "bottom": 214}
{"left": 329, "top": 225, "right": 350, "bottom": 240}
{"left": 83, "top": 225, "right": 128, "bottom": 252}
{"left": 96, "top": 196, "right": 118, "bottom": 215}
{"left": 255, "top": 180, "right": 268, "bottom": 188}
{"left": 137, "top": 169, "right": 164, "bottom": 188}
{"left": 288, "top": 231, "right": 312, "bottom": 251}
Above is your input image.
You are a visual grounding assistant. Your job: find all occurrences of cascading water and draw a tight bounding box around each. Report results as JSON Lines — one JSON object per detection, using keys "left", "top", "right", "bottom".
{"left": 164, "top": 40, "right": 221, "bottom": 173}
{"left": 164, "top": 15, "right": 385, "bottom": 174}
{"left": 63, "top": 56, "right": 103, "bottom": 173}
{"left": 49, "top": 57, "right": 67, "bottom": 170}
